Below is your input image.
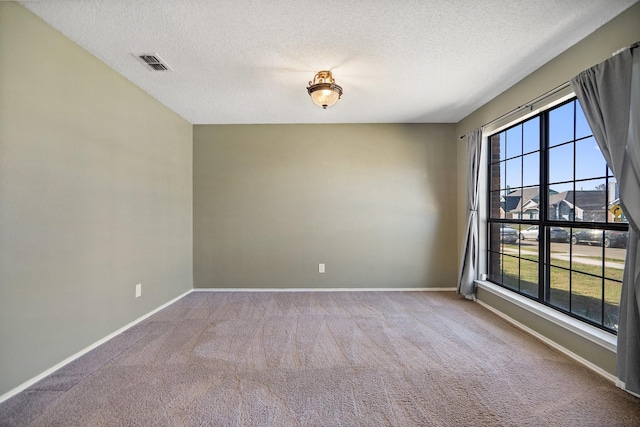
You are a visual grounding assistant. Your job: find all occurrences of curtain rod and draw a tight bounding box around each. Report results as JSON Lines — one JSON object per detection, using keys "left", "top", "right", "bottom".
{"left": 458, "top": 81, "right": 571, "bottom": 140}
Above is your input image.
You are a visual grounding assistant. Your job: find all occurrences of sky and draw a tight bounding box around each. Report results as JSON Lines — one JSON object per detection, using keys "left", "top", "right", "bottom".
{"left": 494, "top": 99, "right": 612, "bottom": 195}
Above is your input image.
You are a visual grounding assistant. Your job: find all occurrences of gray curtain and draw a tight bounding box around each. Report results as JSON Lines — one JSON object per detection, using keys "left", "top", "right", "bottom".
{"left": 571, "top": 42, "right": 640, "bottom": 396}
{"left": 457, "top": 128, "right": 483, "bottom": 299}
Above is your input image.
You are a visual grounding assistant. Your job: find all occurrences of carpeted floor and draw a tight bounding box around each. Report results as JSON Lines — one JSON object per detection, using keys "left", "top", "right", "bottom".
{"left": 1, "top": 291, "right": 639, "bottom": 426}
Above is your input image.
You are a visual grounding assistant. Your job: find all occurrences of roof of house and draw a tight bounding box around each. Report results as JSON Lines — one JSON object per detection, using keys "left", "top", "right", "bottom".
{"left": 504, "top": 187, "right": 541, "bottom": 213}
{"left": 549, "top": 190, "right": 606, "bottom": 210}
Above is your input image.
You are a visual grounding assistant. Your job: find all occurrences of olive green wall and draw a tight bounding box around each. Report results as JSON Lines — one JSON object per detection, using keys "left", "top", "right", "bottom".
{"left": 194, "top": 124, "right": 457, "bottom": 289}
{"left": 456, "top": 2, "right": 640, "bottom": 377}
{"left": 0, "top": 3, "right": 193, "bottom": 396}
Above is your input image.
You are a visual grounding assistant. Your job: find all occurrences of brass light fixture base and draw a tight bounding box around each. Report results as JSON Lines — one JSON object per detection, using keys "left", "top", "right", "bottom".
{"left": 307, "top": 70, "right": 343, "bottom": 109}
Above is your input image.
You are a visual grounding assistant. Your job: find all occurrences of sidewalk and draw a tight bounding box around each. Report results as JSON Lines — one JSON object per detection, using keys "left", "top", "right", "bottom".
{"left": 503, "top": 247, "right": 624, "bottom": 269}
{"left": 551, "top": 253, "right": 624, "bottom": 269}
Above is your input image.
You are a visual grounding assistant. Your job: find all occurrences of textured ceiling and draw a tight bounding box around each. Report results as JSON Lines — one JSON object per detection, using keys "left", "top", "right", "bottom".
{"left": 20, "top": 0, "right": 638, "bottom": 124}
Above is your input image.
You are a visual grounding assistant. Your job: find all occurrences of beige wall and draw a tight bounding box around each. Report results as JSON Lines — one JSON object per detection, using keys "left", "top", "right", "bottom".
{"left": 455, "top": 2, "right": 640, "bottom": 376}
{"left": 194, "top": 124, "right": 457, "bottom": 289}
{"left": 0, "top": 3, "right": 193, "bottom": 395}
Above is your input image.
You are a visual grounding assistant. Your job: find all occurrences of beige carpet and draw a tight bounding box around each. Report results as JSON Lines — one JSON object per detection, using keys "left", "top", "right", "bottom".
{"left": 1, "top": 291, "right": 639, "bottom": 426}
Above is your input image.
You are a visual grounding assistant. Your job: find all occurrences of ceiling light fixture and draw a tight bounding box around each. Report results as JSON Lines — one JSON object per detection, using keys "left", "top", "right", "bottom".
{"left": 307, "top": 70, "right": 343, "bottom": 109}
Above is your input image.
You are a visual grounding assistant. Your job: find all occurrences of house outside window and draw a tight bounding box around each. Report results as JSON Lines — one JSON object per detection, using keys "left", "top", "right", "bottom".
{"left": 487, "top": 98, "right": 629, "bottom": 333}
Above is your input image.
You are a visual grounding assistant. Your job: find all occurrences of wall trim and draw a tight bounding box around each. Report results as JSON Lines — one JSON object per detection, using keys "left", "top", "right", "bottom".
{"left": 476, "top": 280, "right": 617, "bottom": 352}
{"left": 0, "top": 289, "right": 193, "bottom": 405}
{"left": 476, "top": 298, "right": 617, "bottom": 384}
{"left": 193, "top": 287, "right": 457, "bottom": 292}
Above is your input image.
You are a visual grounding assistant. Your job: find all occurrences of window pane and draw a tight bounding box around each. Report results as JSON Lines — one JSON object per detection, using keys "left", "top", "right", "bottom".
{"left": 604, "top": 243, "right": 626, "bottom": 281}
{"left": 549, "top": 231, "right": 570, "bottom": 267}
{"left": 489, "top": 224, "right": 503, "bottom": 252}
{"left": 502, "top": 255, "right": 519, "bottom": 291}
{"left": 548, "top": 226, "right": 570, "bottom": 243}
{"left": 506, "top": 158, "right": 521, "bottom": 189}
{"left": 574, "top": 179, "right": 606, "bottom": 222}
{"left": 549, "top": 233, "right": 571, "bottom": 269}
{"left": 604, "top": 279, "right": 621, "bottom": 331}
{"left": 502, "top": 189, "right": 518, "bottom": 219}
{"left": 490, "top": 191, "right": 503, "bottom": 219}
{"left": 520, "top": 242, "right": 539, "bottom": 261}
{"left": 488, "top": 251, "right": 501, "bottom": 283}
{"left": 549, "top": 266, "right": 570, "bottom": 311}
{"left": 519, "top": 224, "right": 538, "bottom": 245}
{"left": 604, "top": 229, "right": 628, "bottom": 250}
{"left": 549, "top": 184, "right": 574, "bottom": 221}
{"left": 571, "top": 227, "right": 603, "bottom": 247}
{"left": 489, "top": 223, "right": 501, "bottom": 252}
{"left": 491, "top": 131, "right": 506, "bottom": 162}
{"left": 549, "top": 182, "right": 573, "bottom": 193}
{"left": 549, "top": 143, "right": 574, "bottom": 184}
{"left": 549, "top": 102, "right": 575, "bottom": 147}
{"left": 575, "top": 137, "right": 607, "bottom": 180}
{"left": 500, "top": 224, "right": 519, "bottom": 250}
{"left": 608, "top": 179, "right": 626, "bottom": 223}
{"left": 571, "top": 238, "right": 602, "bottom": 276}
{"left": 519, "top": 189, "right": 540, "bottom": 219}
{"left": 490, "top": 161, "right": 505, "bottom": 191}
{"left": 522, "top": 152, "right": 539, "bottom": 187}
{"left": 520, "top": 260, "right": 539, "bottom": 298}
{"left": 506, "top": 125, "right": 522, "bottom": 158}
{"left": 490, "top": 133, "right": 503, "bottom": 163}
{"left": 571, "top": 271, "right": 602, "bottom": 324}
{"left": 523, "top": 117, "right": 540, "bottom": 154}
{"left": 575, "top": 102, "right": 592, "bottom": 140}
{"left": 503, "top": 188, "right": 538, "bottom": 220}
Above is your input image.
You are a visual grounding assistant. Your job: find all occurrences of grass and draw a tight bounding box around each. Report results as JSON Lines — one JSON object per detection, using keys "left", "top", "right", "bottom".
{"left": 496, "top": 251, "right": 621, "bottom": 330}
{"left": 549, "top": 257, "right": 623, "bottom": 281}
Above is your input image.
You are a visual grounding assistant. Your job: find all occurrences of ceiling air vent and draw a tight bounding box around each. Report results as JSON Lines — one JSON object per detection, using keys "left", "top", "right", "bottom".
{"left": 133, "top": 53, "right": 172, "bottom": 71}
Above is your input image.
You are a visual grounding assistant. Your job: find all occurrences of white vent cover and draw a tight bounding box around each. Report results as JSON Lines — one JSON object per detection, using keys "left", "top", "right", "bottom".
{"left": 133, "top": 53, "right": 172, "bottom": 71}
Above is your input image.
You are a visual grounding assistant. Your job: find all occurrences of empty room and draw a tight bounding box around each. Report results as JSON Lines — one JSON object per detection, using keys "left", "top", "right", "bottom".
{"left": 1, "top": 0, "right": 640, "bottom": 425}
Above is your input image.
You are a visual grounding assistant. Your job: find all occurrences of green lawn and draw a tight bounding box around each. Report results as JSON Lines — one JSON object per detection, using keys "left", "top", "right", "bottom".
{"left": 498, "top": 252, "right": 620, "bottom": 330}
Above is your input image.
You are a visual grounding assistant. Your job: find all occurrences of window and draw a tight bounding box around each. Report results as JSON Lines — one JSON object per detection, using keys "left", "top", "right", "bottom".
{"left": 487, "top": 98, "right": 628, "bottom": 333}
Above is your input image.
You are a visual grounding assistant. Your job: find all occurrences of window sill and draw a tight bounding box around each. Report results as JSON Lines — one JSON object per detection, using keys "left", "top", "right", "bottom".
{"left": 475, "top": 280, "right": 617, "bottom": 352}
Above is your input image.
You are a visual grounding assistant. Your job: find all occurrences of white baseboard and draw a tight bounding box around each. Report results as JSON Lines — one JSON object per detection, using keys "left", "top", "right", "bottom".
{"left": 0, "top": 289, "right": 193, "bottom": 405}
{"left": 193, "top": 287, "right": 457, "bottom": 292}
{"left": 476, "top": 299, "right": 617, "bottom": 384}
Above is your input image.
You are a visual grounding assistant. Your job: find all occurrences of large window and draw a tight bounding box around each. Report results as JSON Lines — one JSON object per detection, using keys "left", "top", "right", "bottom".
{"left": 487, "top": 98, "right": 628, "bottom": 333}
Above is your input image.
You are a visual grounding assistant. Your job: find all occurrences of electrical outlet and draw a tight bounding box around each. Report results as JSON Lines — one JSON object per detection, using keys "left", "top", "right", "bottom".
{"left": 319, "top": 263, "right": 325, "bottom": 273}
{"left": 135, "top": 283, "right": 142, "bottom": 298}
